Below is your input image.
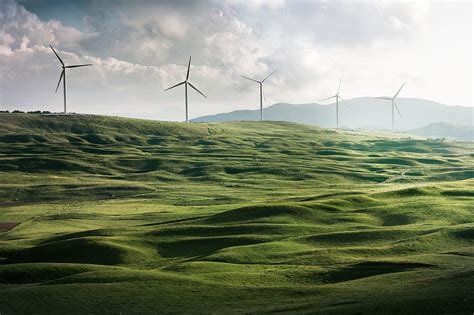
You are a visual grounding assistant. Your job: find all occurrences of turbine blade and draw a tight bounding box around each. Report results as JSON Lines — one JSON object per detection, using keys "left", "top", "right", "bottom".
{"left": 337, "top": 75, "right": 343, "bottom": 94}
{"left": 262, "top": 68, "right": 278, "bottom": 83}
{"left": 338, "top": 95, "right": 345, "bottom": 102}
{"left": 319, "top": 95, "right": 337, "bottom": 102}
{"left": 49, "top": 44, "right": 64, "bottom": 66}
{"left": 186, "top": 56, "right": 191, "bottom": 81}
{"left": 393, "top": 101, "right": 402, "bottom": 117}
{"left": 394, "top": 82, "right": 405, "bottom": 99}
{"left": 188, "top": 82, "right": 207, "bottom": 98}
{"left": 65, "top": 64, "right": 93, "bottom": 68}
{"left": 241, "top": 75, "right": 260, "bottom": 83}
{"left": 55, "top": 70, "right": 64, "bottom": 93}
{"left": 164, "top": 81, "right": 185, "bottom": 91}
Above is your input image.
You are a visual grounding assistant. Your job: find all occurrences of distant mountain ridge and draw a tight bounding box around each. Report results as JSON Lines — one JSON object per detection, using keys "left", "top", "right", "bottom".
{"left": 192, "top": 97, "right": 473, "bottom": 131}
{"left": 407, "top": 122, "right": 473, "bottom": 141}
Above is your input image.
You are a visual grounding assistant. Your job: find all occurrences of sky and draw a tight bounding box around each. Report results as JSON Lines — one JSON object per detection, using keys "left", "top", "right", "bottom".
{"left": 0, "top": 0, "right": 472, "bottom": 121}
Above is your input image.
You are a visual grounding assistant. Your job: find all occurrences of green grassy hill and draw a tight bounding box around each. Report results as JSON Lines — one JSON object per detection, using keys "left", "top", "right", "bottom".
{"left": 0, "top": 113, "right": 473, "bottom": 314}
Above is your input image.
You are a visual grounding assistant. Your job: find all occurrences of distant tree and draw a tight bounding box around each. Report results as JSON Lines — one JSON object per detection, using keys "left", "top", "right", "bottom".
{"left": 12, "top": 110, "right": 24, "bottom": 113}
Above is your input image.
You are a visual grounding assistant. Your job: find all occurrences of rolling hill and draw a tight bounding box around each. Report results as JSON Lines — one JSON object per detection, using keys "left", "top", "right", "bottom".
{"left": 0, "top": 113, "right": 473, "bottom": 314}
{"left": 407, "top": 122, "right": 474, "bottom": 141}
{"left": 192, "top": 97, "right": 473, "bottom": 132}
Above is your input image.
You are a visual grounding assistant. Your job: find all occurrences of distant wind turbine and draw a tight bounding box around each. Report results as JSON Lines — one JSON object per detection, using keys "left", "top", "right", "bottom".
{"left": 164, "top": 56, "right": 206, "bottom": 123}
{"left": 50, "top": 44, "right": 92, "bottom": 114}
{"left": 320, "top": 76, "right": 345, "bottom": 128}
{"left": 241, "top": 68, "right": 278, "bottom": 121}
{"left": 375, "top": 83, "right": 405, "bottom": 130}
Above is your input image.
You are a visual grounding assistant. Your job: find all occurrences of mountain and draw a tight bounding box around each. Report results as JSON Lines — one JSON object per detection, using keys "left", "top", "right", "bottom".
{"left": 192, "top": 97, "right": 473, "bottom": 131}
{"left": 407, "top": 122, "right": 474, "bottom": 141}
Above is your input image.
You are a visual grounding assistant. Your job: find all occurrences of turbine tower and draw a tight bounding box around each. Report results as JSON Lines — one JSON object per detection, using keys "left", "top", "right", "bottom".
{"left": 241, "top": 68, "right": 278, "bottom": 121}
{"left": 164, "top": 56, "right": 206, "bottom": 123}
{"left": 320, "top": 76, "right": 345, "bottom": 128}
{"left": 376, "top": 83, "right": 405, "bottom": 130}
{"left": 50, "top": 44, "right": 92, "bottom": 114}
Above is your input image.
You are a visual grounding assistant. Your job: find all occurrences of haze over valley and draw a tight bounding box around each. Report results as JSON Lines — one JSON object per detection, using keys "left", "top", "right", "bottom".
{"left": 193, "top": 97, "right": 473, "bottom": 135}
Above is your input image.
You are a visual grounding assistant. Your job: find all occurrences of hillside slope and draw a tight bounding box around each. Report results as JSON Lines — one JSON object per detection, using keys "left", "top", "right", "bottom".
{"left": 0, "top": 113, "right": 473, "bottom": 314}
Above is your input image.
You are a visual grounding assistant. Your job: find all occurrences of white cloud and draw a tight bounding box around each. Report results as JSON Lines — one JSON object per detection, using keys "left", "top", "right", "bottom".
{"left": 0, "top": 0, "right": 471, "bottom": 121}
{"left": 228, "top": 0, "right": 286, "bottom": 10}
{"left": 0, "top": 0, "right": 94, "bottom": 52}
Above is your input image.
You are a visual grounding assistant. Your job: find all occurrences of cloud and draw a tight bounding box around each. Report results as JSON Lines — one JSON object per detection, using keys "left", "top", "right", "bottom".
{"left": 0, "top": 0, "right": 94, "bottom": 55}
{"left": 0, "top": 1, "right": 167, "bottom": 114}
{"left": 227, "top": 0, "right": 286, "bottom": 10}
{"left": 0, "top": 0, "right": 471, "bottom": 121}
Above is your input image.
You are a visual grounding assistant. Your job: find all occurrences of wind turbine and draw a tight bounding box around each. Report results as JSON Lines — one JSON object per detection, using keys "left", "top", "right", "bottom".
{"left": 50, "top": 44, "right": 92, "bottom": 114}
{"left": 320, "top": 76, "right": 345, "bottom": 128}
{"left": 376, "top": 83, "right": 405, "bottom": 130}
{"left": 241, "top": 68, "right": 278, "bottom": 121}
{"left": 164, "top": 56, "right": 206, "bottom": 123}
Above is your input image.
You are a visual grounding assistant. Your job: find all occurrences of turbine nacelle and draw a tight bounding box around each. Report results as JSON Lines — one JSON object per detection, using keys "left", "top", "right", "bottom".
{"left": 50, "top": 44, "right": 92, "bottom": 114}
{"left": 241, "top": 68, "right": 278, "bottom": 85}
{"left": 241, "top": 68, "right": 278, "bottom": 121}
{"left": 374, "top": 83, "right": 405, "bottom": 129}
{"left": 164, "top": 56, "right": 207, "bottom": 123}
{"left": 319, "top": 75, "right": 345, "bottom": 128}
{"left": 375, "top": 82, "right": 405, "bottom": 118}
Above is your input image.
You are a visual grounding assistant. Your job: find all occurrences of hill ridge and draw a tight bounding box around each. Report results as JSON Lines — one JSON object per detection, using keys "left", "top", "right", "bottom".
{"left": 192, "top": 97, "right": 473, "bottom": 133}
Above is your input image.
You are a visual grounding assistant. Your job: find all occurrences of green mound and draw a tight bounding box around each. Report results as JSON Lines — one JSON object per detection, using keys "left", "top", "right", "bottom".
{"left": 204, "top": 204, "right": 325, "bottom": 224}
{"left": 378, "top": 213, "right": 417, "bottom": 226}
{"left": 0, "top": 157, "right": 111, "bottom": 174}
{"left": 371, "top": 157, "right": 416, "bottom": 166}
{"left": 149, "top": 224, "right": 293, "bottom": 238}
{"left": 319, "top": 261, "right": 434, "bottom": 283}
{"left": 441, "top": 189, "right": 474, "bottom": 197}
{"left": 156, "top": 236, "right": 268, "bottom": 258}
{"left": 450, "top": 227, "right": 474, "bottom": 241}
{"left": 0, "top": 263, "right": 107, "bottom": 284}
{"left": 376, "top": 186, "right": 434, "bottom": 197}
{"left": 303, "top": 229, "right": 431, "bottom": 245}
{"left": 80, "top": 134, "right": 116, "bottom": 145}
{"left": 11, "top": 238, "right": 144, "bottom": 265}
{"left": 0, "top": 134, "right": 49, "bottom": 143}
{"left": 0, "top": 113, "right": 473, "bottom": 313}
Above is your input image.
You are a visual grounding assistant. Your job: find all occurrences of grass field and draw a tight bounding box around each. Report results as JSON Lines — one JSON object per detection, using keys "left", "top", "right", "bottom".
{"left": 0, "top": 113, "right": 473, "bottom": 314}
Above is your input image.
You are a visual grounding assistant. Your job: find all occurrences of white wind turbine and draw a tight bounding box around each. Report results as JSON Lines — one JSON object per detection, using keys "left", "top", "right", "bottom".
{"left": 241, "top": 68, "right": 278, "bottom": 121}
{"left": 320, "top": 76, "right": 345, "bottom": 128}
{"left": 50, "top": 44, "right": 92, "bottom": 114}
{"left": 164, "top": 56, "right": 207, "bottom": 123}
{"left": 376, "top": 83, "right": 405, "bottom": 130}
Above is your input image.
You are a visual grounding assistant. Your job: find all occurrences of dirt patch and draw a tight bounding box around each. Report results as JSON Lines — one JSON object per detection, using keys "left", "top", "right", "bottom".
{"left": 0, "top": 222, "right": 20, "bottom": 232}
